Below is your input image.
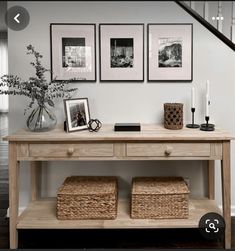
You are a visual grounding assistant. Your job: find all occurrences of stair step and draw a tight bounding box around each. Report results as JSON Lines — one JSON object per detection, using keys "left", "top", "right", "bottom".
{"left": 0, "top": 164, "right": 8, "bottom": 170}
{"left": 0, "top": 159, "right": 8, "bottom": 164}
{"left": 0, "top": 209, "right": 7, "bottom": 218}
{"left": 0, "top": 142, "right": 8, "bottom": 146}
{"left": 0, "top": 217, "right": 9, "bottom": 227}
{"left": 0, "top": 196, "right": 9, "bottom": 209}
{"left": 0, "top": 170, "right": 8, "bottom": 180}
{"left": 0, "top": 182, "right": 9, "bottom": 194}
{"left": 0, "top": 194, "right": 8, "bottom": 200}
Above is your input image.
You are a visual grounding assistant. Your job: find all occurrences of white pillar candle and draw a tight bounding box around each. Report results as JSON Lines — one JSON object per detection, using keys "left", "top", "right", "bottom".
{"left": 206, "top": 80, "right": 210, "bottom": 117}
{"left": 206, "top": 95, "right": 209, "bottom": 117}
{"left": 206, "top": 80, "right": 210, "bottom": 97}
{"left": 191, "top": 86, "right": 195, "bottom": 108}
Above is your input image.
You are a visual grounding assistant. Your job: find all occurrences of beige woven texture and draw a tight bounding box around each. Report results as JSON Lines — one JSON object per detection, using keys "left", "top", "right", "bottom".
{"left": 131, "top": 177, "right": 189, "bottom": 219}
{"left": 164, "top": 103, "right": 183, "bottom": 130}
{"left": 57, "top": 176, "right": 118, "bottom": 220}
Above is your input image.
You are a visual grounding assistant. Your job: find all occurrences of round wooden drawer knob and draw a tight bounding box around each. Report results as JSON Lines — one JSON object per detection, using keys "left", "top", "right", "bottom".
{"left": 67, "top": 148, "right": 74, "bottom": 156}
{"left": 165, "top": 147, "right": 173, "bottom": 156}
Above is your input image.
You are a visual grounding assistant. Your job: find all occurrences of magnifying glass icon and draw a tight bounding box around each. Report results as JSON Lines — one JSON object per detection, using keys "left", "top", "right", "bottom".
{"left": 209, "top": 222, "right": 216, "bottom": 230}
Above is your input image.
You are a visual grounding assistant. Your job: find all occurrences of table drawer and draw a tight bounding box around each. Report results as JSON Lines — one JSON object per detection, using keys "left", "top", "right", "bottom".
{"left": 29, "top": 143, "right": 114, "bottom": 157}
{"left": 126, "top": 143, "right": 211, "bottom": 157}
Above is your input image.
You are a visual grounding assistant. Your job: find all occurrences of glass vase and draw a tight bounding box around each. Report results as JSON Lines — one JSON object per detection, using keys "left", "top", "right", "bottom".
{"left": 26, "top": 105, "right": 57, "bottom": 132}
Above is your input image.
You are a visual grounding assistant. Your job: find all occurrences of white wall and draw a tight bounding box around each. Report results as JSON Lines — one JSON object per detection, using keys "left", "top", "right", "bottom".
{"left": 7, "top": 1, "right": 235, "bottom": 213}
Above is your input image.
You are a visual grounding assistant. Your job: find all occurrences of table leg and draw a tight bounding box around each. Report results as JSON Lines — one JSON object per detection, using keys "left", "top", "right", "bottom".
{"left": 9, "top": 142, "right": 19, "bottom": 249}
{"left": 31, "top": 161, "right": 42, "bottom": 201}
{"left": 207, "top": 160, "right": 215, "bottom": 200}
{"left": 221, "top": 141, "right": 231, "bottom": 249}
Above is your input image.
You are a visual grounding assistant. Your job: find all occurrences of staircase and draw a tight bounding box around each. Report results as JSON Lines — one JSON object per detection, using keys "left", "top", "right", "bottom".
{"left": 0, "top": 114, "right": 8, "bottom": 209}
{"left": 0, "top": 113, "right": 9, "bottom": 248}
{"left": 176, "top": 1, "right": 235, "bottom": 51}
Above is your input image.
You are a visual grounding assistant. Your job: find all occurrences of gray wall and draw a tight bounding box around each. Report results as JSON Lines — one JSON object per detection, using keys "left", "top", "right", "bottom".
{"left": 7, "top": 1, "right": 235, "bottom": 212}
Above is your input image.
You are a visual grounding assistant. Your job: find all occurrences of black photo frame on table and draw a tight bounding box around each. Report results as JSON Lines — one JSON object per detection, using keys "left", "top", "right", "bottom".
{"left": 147, "top": 23, "right": 193, "bottom": 82}
{"left": 50, "top": 23, "right": 96, "bottom": 82}
{"left": 99, "top": 23, "right": 144, "bottom": 82}
{"left": 64, "top": 98, "right": 90, "bottom": 133}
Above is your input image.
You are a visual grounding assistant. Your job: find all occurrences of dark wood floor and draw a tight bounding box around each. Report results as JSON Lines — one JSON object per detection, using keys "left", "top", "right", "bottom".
{"left": 0, "top": 113, "right": 234, "bottom": 249}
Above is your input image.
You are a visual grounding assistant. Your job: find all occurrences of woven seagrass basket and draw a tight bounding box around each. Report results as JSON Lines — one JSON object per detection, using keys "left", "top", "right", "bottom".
{"left": 164, "top": 103, "right": 183, "bottom": 130}
{"left": 57, "top": 176, "right": 118, "bottom": 220}
{"left": 131, "top": 177, "right": 189, "bottom": 219}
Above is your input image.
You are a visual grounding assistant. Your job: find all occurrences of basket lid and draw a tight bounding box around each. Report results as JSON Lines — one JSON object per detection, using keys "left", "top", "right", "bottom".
{"left": 58, "top": 176, "right": 117, "bottom": 195}
{"left": 132, "top": 177, "right": 189, "bottom": 195}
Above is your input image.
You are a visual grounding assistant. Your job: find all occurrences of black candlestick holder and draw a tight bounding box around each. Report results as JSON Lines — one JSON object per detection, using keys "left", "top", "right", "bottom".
{"left": 186, "top": 108, "right": 200, "bottom": 129}
{"left": 200, "top": 116, "right": 215, "bottom": 131}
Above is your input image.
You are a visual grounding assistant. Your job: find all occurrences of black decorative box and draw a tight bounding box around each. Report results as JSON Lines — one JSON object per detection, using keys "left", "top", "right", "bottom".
{"left": 114, "top": 123, "right": 141, "bottom": 132}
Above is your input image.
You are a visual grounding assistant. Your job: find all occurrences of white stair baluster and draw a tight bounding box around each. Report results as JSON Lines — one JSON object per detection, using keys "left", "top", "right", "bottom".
{"left": 231, "top": 1, "right": 235, "bottom": 43}
{"left": 217, "top": 1, "right": 223, "bottom": 32}
{"left": 189, "top": 1, "right": 195, "bottom": 10}
{"left": 203, "top": 1, "right": 209, "bottom": 21}
{"left": 185, "top": 1, "right": 191, "bottom": 7}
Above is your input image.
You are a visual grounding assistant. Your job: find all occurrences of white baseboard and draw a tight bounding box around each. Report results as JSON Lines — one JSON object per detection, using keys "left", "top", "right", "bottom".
{"left": 7, "top": 205, "right": 235, "bottom": 218}
{"left": 6, "top": 207, "right": 26, "bottom": 217}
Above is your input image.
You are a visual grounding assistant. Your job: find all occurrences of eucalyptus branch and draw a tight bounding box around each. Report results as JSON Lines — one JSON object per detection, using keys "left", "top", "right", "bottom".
{"left": 0, "top": 45, "right": 78, "bottom": 111}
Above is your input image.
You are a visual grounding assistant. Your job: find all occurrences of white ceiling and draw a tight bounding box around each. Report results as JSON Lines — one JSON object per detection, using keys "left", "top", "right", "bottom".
{"left": 0, "top": 1, "right": 7, "bottom": 32}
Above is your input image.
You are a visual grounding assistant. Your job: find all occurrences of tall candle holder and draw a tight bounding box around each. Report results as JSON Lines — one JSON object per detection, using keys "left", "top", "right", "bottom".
{"left": 186, "top": 108, "right": 199, "bottom": 128}
{"left": 200, "top": 116, "right": 215, "bottom": 131}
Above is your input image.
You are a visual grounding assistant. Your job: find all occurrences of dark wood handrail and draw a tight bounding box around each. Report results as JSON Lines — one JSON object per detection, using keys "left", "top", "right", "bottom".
{"left": 175, "top": 1, "right": 235, "bottom": 51}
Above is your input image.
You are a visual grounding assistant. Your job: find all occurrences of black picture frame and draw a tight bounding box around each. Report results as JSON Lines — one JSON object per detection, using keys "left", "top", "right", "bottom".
{"left": 64, "top": 98, "right": 91, "bottom": 133}
{"left": 50, "top": 23, "right": 96, "bottom": 82}
{"left": 147, "top": 23, "right": 193, "bottom": 82}
{"left": 99, "top": 23, "right": 144, "bottom": 82}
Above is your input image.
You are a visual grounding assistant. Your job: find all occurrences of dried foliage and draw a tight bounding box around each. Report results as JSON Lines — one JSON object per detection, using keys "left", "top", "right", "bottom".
{"left": 0, "top": 45, "right": 77, "bottom": 112}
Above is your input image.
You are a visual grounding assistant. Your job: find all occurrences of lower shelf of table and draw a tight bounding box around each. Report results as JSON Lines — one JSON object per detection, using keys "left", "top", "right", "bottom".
{"left": 17, "top": 198, "right": 221, "bottom": 229}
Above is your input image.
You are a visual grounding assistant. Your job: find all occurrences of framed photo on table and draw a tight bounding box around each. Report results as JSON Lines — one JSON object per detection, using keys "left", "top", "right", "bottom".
{"left": 99, "top": 23, "right": 144, "bottom": 82}
{"left": 148, "top": 23, "right": 193, "bottom": 82}
{"left": 64, "top": 98, "right": 90, "bottom": 132}
{"left": 50, "top": 23, "right": 96, "bottom": 82}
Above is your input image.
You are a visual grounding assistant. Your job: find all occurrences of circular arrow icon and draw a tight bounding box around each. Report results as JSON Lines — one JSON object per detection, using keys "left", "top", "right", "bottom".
{"left": 5, "top": 6, "right": 30, "bottom": 31}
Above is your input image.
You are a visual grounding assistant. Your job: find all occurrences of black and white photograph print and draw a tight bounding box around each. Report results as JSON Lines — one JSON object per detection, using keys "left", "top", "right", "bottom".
{"left": 99, "top": 24, "right": 144, "bottom": 82}
{"left": 110, "top": 38, "right": 134, "bottom": 68}
{"left": 158, "top": 37, "right": 182, "bottom": 68}
{"left": 64, "top": 98, "right": 90, "bottom": 132}
{"left": 148, "top": 24, "right": 192, "bottom": 82}
{"left": 62, "top": 37, "right": 86, "bottom": 68}
{"left": 69, "top": 102, "right": 86, "bottom": 128}
{"left": 50, "top": 24, "right": 96, "bottom": 82}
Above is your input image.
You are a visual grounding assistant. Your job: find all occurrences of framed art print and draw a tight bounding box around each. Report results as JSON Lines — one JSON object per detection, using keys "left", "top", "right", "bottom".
{"left": 148, "top": 24, "right": 193, "bottom": 82}
{"left": 99, "top": 24, "right": 144, "bottom": 82}
{"left": 50, "top": 23, "right": 96, "bottom": 82}
{"left": 64, "top": 98, "right": 90, "bottom": 132}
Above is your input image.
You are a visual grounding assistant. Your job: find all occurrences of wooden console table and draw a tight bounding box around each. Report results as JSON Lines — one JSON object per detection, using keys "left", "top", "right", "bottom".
{"left": 4, "top": 124, "right": 233, "bottom": 249}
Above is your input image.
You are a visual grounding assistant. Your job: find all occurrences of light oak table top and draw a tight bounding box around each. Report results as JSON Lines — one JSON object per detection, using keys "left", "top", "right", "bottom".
{"left": 3, "top": 124, "right": 234, "bottom": 142}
